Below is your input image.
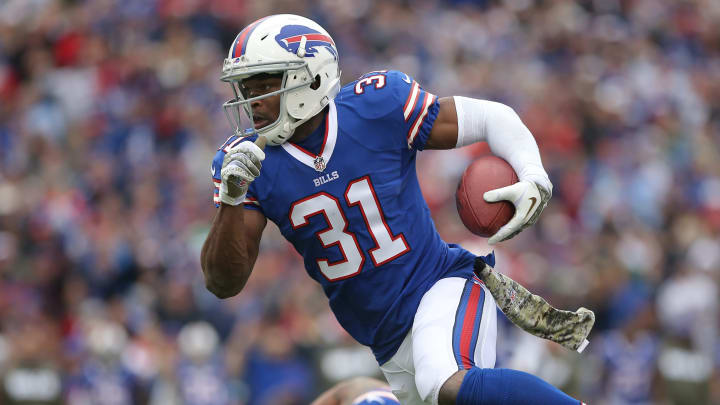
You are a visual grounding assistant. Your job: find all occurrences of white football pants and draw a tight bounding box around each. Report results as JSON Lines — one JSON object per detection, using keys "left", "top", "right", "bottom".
{"left": 380, "top": 276, "right": 497, "bottom": 405}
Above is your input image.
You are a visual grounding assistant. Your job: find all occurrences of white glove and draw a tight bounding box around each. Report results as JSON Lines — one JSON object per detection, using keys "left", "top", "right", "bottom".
{"left": 219, "top": 141, "right": 265, "bottom": 206}
{"left": 484, "top": 179, "right": 552, "bottom": 245}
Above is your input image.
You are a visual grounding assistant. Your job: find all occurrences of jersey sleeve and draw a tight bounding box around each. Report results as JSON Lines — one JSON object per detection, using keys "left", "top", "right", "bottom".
{"left": 210, "top": 135, "right": 262, "bottom": 211}
{"left": 352, "top": 70, "right": 439, "bottom": 150}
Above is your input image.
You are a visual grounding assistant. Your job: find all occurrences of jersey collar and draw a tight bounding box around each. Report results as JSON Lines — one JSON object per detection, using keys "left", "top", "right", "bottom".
{"left": 282, "top": 100, "right": 337, "bottom": 171}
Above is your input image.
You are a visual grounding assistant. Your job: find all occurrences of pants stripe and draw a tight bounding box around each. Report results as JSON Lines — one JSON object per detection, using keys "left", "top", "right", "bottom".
{"left": 465, "top": 282, "right": 485, "bottom": 369}
{"left": 452, "top": 279, "right": 485, "bottom": 369}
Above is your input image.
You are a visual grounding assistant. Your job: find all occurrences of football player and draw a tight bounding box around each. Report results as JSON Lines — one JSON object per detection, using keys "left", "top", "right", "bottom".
{"left": 202, "top": 14, "right": 588, "bottom": 405}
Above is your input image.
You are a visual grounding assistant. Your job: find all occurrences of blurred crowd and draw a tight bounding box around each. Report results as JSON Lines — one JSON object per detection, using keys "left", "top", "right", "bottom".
{"left": 1, "top": 0, "right": 719, "bottom": 404}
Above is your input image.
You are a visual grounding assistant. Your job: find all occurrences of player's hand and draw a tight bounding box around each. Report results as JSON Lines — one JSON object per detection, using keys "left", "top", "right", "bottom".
{"left": 219, "top": 141, "right": 265, "bottom": 206}
{"left": 483, "top": 179, "right": 552, "bottom": 244}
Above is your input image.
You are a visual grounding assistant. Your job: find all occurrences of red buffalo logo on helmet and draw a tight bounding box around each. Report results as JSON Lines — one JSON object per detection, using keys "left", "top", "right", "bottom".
{"left": 275, "top": 25, "right": 337, "bottom": 59}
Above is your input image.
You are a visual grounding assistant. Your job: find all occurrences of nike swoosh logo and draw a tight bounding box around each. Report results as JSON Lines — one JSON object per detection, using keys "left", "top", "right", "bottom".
{"left": 523, "top": 197, "right": 537, "bottom": 222}
{"left": 211, "top": 165, "right": 216, "bottom": 176}
{"left": 402, "top": 73, "right": 411, "bottom": 83}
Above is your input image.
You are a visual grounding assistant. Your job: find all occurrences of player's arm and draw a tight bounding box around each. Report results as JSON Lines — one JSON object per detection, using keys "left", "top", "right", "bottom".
{"left": 431, "top": 100, "right": 595, "bottom": 350}
{"left": 473, "top": 255, "right": 594, "bottom": 353}
{"left": 201, "top": 139, "right": 266, "bottom": 298}
{"left": 201, "top": 205, "right": 266, "bottom": 298}
{"left": 310, "top": 377, "right": 393, "bottom": 405}
{"left": 425, "top": 96, "right": 552, "bottom": 244}
{"left": 423, "top": 97, "right": 460, "bottom": 150}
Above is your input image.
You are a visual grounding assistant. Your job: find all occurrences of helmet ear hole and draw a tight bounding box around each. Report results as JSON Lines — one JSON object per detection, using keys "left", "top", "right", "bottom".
{"left": 311, "top": 74, "right": 321, "bottom": 90}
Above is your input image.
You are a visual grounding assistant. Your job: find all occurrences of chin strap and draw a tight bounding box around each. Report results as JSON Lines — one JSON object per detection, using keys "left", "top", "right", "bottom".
{"left": 474, "top": 255, "right": 594, "bottom": 353}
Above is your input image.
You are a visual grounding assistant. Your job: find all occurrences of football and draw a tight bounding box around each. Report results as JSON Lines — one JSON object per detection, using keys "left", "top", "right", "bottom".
{"left": 456, "top": 155, "right": 518, "bottom": 237}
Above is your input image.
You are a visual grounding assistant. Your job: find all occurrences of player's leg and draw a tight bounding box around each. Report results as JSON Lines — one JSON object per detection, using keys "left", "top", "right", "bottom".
{"left": 412, "top": 276, "right": 585, "bottom": 405}
{"left": 411, "top": 276, "right": 497, "bottom": 405}
{"left": 379, "top": 331, "right": 428, "bottom": 405}
{"left": 438, "top": 368, "right": 585, "bottom": 405}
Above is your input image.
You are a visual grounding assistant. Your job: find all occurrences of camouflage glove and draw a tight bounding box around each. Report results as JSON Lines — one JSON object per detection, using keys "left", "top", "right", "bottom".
{"left": 474, "top": 256, "right": 594, "bottom": 352}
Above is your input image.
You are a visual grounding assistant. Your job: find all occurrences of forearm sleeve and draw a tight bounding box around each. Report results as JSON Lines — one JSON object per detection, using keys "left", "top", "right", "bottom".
{"left": 454, "top": 96, "right": 552, "bottom": 192}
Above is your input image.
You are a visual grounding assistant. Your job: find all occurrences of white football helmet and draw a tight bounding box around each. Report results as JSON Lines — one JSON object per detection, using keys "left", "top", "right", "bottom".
{"left": 221, "top": 14, "right": 341, "bottom": 146}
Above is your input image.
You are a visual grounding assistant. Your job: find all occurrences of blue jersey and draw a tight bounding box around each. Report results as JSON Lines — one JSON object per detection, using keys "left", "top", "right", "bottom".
{"left": 212, "top": 70, "right": 476, "bottom": 364}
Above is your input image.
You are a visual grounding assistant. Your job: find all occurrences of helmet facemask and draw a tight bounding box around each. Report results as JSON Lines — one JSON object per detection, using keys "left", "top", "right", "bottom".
{"left": 221, "top": 61, "right": 316, "bottom": 145}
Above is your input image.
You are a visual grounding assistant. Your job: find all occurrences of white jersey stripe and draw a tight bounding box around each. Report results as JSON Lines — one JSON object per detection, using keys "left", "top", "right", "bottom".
{"left": 407, "top": 94, "right": 435, "bottom": 148}
{"left": 403, "top": 81, "right": 420, "bottom": 121}
{"left": 224, "top": 136, "right": 245, "bottom": 153}
{"left": 243, "top": 197, "right": 260, "bottom": 206}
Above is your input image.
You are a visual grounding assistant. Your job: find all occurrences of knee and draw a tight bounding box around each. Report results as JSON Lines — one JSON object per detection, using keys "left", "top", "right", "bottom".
{"left": 437, "top": 370, "right": 467, "bottom": 405}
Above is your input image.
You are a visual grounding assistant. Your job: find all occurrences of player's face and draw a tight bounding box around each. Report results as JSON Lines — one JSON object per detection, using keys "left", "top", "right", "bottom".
{"left": 240, "top": 74, "right": 283, "bottom": 129}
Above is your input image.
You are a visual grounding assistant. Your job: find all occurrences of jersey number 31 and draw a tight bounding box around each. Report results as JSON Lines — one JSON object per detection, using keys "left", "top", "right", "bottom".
{"left": 289, "top": 176, "right": 409, "bottom": 281}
